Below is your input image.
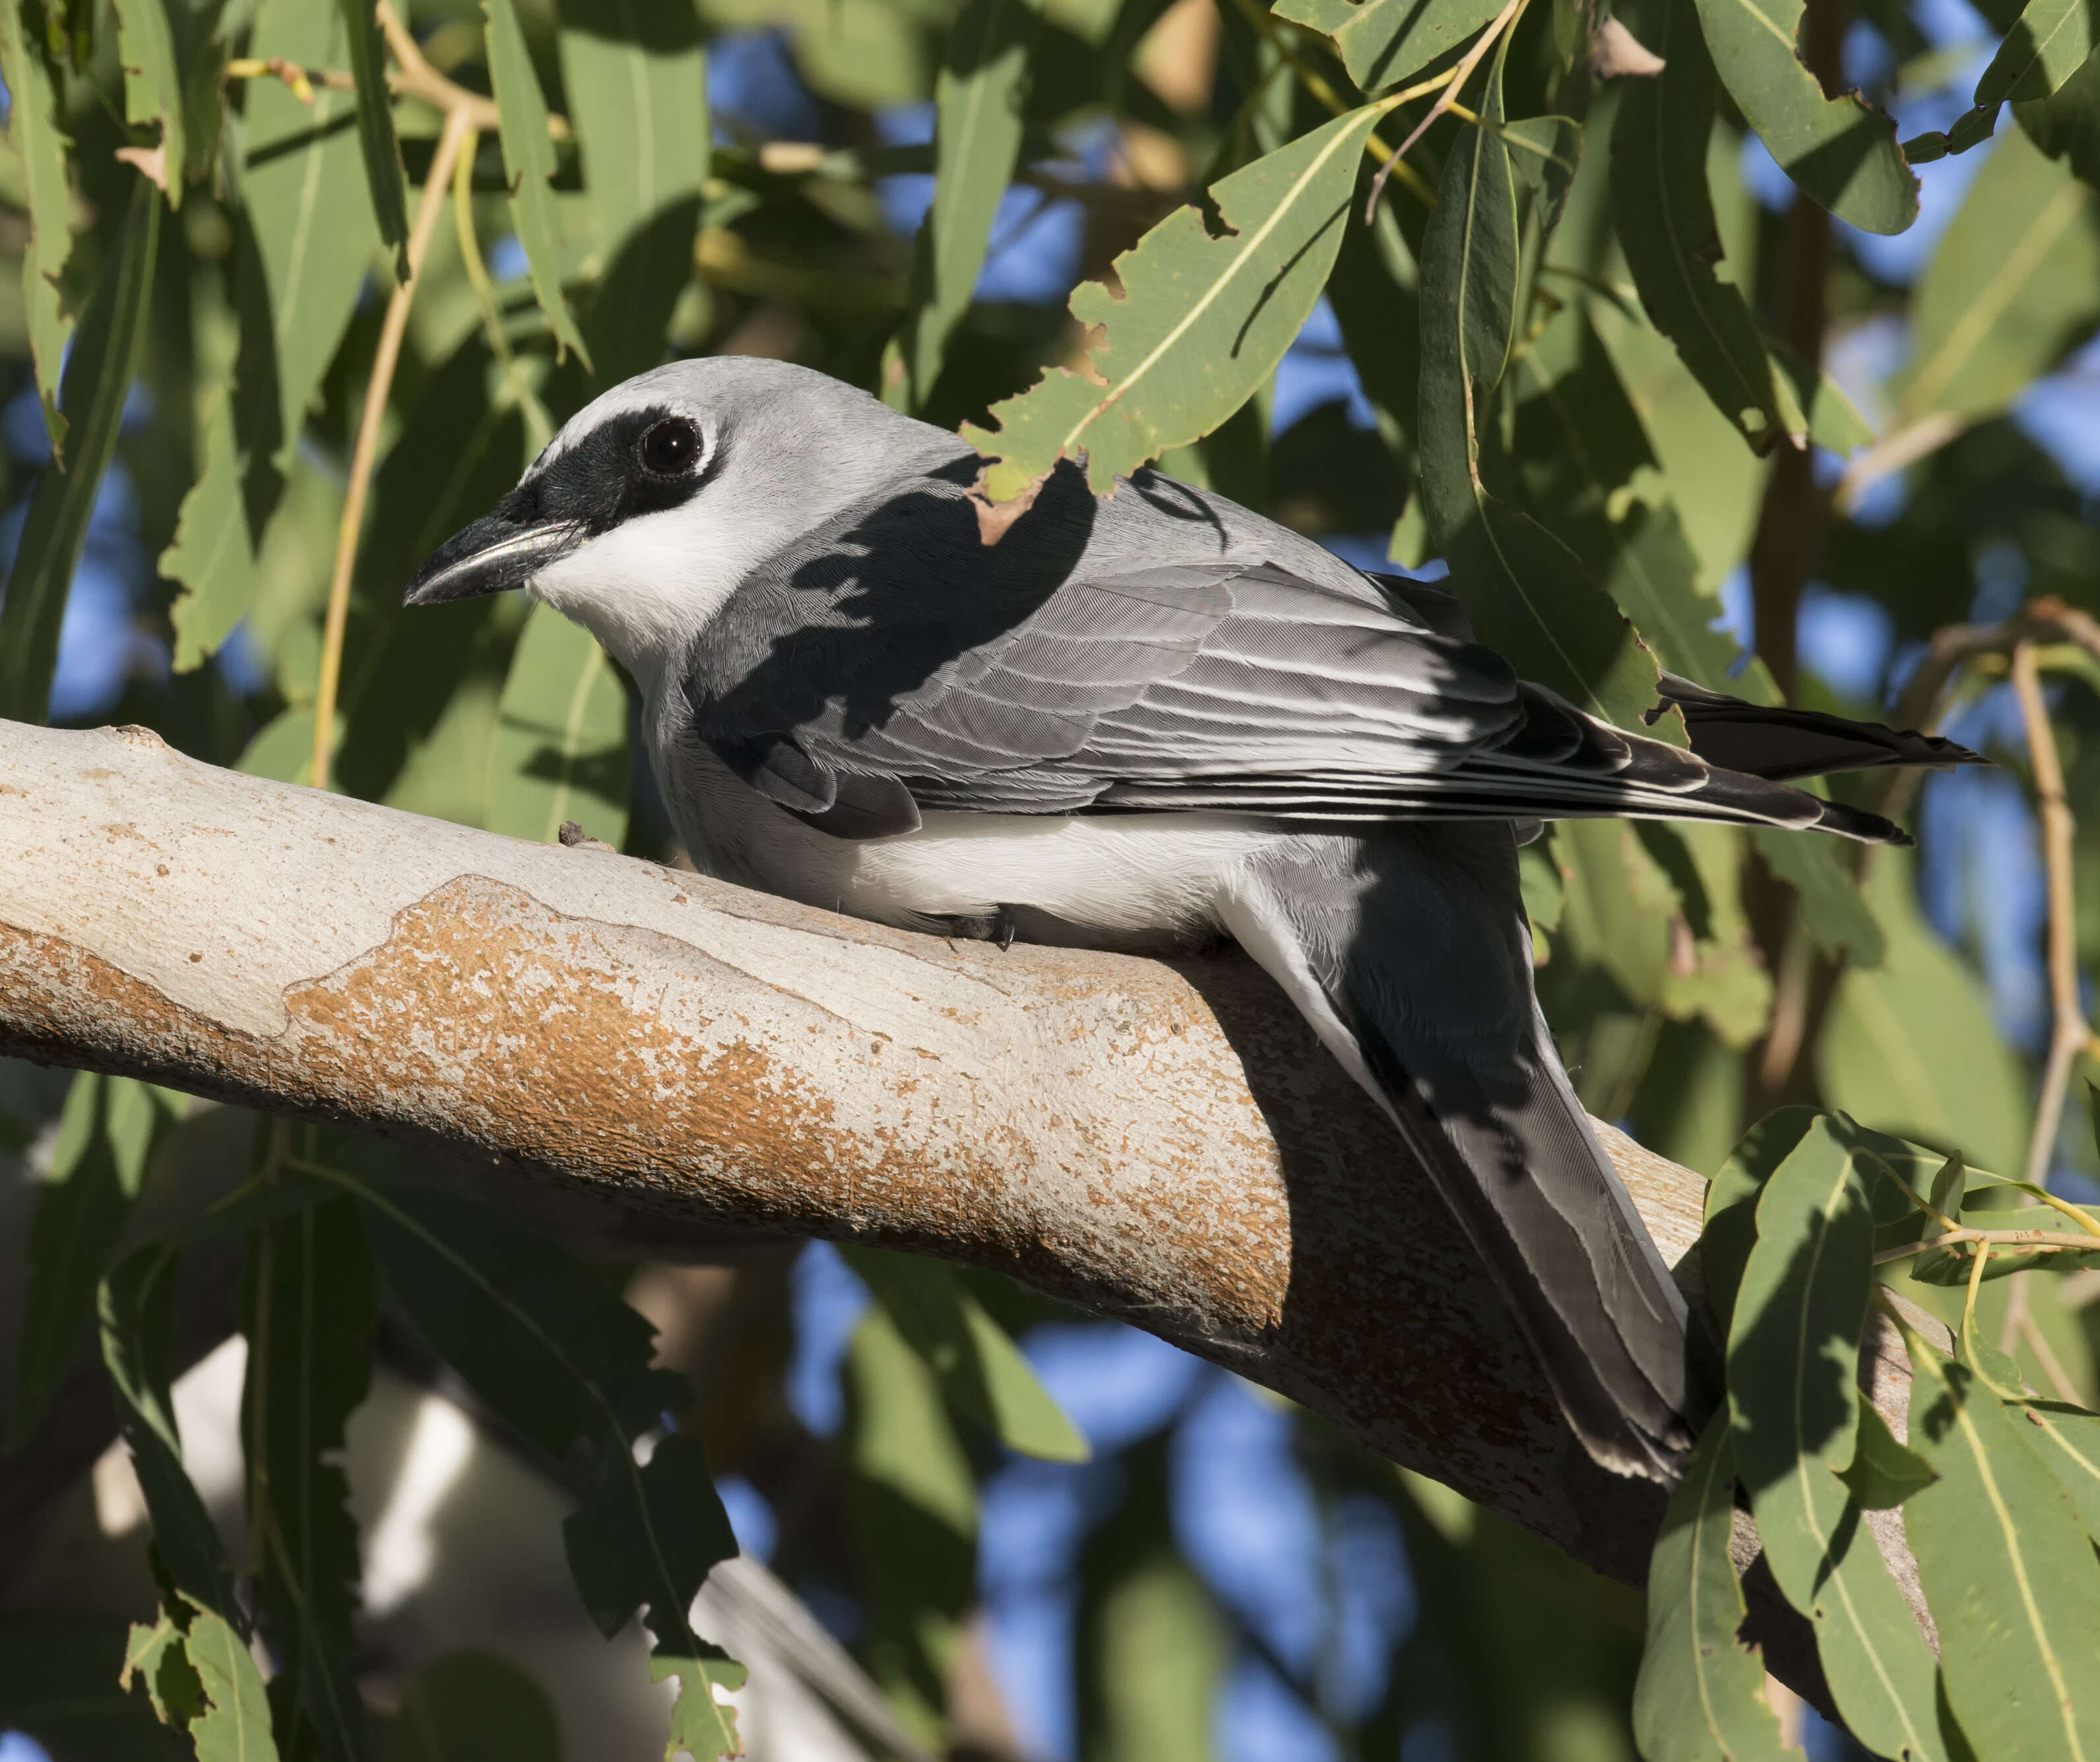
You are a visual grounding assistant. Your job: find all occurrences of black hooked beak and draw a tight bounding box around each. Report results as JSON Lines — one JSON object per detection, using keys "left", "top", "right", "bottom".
{"left": 402, "top": 500, "right": 588, "bottom": 606}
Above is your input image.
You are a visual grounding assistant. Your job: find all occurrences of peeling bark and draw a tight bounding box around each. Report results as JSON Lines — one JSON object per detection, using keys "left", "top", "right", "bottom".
{"left": 0, "top": 719, "right": 1928, "bottom": 1668}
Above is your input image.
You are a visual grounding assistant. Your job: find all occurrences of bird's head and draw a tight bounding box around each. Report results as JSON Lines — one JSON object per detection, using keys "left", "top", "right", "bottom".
{"left": 402, "top": 356, "right": 956, "bottom": 690}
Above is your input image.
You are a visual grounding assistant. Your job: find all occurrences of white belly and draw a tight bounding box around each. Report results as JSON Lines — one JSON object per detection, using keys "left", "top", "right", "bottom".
{"left": 659, "top": 743, "right": 1279, "bottom": 951}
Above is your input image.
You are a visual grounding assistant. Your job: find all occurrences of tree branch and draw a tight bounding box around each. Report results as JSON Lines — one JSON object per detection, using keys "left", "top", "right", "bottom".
{"left": 0, "top": 720, "right": 1935, "bottom": 1694}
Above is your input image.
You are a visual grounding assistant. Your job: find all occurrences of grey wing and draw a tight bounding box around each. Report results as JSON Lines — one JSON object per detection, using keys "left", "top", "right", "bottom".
{"left": 704, "top": 558, "right": 1911, "bottom": 843}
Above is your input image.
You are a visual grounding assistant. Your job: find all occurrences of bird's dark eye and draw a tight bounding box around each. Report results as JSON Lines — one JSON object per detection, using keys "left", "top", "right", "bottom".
{"left": 638, "top": 416, "right": 701, "bottom": 479}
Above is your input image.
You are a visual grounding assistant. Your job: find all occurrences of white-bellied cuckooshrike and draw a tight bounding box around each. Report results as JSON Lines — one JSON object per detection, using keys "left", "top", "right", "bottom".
{"left": 405, "top": 356, "right": 1978, "bottom": 1481}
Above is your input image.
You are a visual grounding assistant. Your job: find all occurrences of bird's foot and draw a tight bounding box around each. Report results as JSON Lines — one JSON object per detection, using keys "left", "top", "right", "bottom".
{"left": 558, "top": 820, "right": 618, "bottom": 854}
{"left": 940, "top": 905, "right": 1020, "bottom": 950}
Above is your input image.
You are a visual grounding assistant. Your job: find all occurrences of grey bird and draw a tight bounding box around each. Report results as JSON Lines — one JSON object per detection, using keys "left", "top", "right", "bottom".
{"left": 404, "top": 356, "right": 1978, "bottom": 1481}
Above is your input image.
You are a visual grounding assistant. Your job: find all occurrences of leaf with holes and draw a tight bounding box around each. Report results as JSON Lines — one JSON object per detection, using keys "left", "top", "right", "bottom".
{"left": 0, "top": 178, "right": 160, "bottom": 723}
{"left": 113, "top": 0, "right": 184, "bottom": 203}
{"left": 1611, "top": 0, "right": 1806, "bottom": 454}
{"left": 1690, "top": 0, "right": 1917, "bottom": 232}
{"left": 964, "top": 103, "right": 1385, "bottom": 502}
{"left": 0, "top": 1, "right": 77, "bottom": 455}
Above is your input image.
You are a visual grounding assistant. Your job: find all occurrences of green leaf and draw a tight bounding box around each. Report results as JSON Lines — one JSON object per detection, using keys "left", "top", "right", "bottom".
{"left": 165, "top": 393, "right": 258, "bottom": 671}
{"left": 842, "top": 1247, "right": 1089, "bottom": 1462}
{"left": 1703, "top": 1106, "right": 1819, "bottom": 1333}
{"left": 0, "top": 0, "right": 77, "bottom": 456}
{"left": 1632, "top": 1414, "right": 1800, "bottom": 1762}
{"left": 340, "top": 0, "right": 411, "bottom": 275}
{"left": 243, "top": 1196, "right": 375, "bottom": 1762}
{"left": 1928, "top": 1149, "right": 1968, "bottom": 1220}
{"left": 1750, "top": 828, "right": 1884, "bottom": 967}
{"left": 896, "top": 0, "right": 1042, "bottom": 410}
{"left": 1728, "top": 1116, "right": 1942, "bottom": 1762}
{"left": 1420, "top": 76, "right": 1660, "bottom": 731}
{"left": 488, "top": 601, "right": 632, "bottom": 849}
{"left": 1837, "top": 1402, "right": 1938, "bottom": 1509}
{"left": 1905, "top": 1338, "right": 2100, "bottom": 1757}
{"left": 0, "top": 1610, "right": 186, "bottom": 1760}
{"left": 2016, "top": 44, "right": 2100, "bottom": 188}
{"left": 1818, "top": 849, "right": 2029, "bottom": 1175}
{"left": 114, "top": 0, "right": 185, "bottom": 205}
{"left": 558, "top": 0, "right": 711, "bottom": 383}
{"left": 1271, "top": 0, "right": 1505, "bottom": 94}
{"left": 181, "top": 1602, "right": 282, "bottom": 1762}
{"left": 1689, "top": 0, "right": 1918, "bottom": 233}
{"left": 11, "top": 1074, "right": 173, "bottom": 1449}
{"left": 655, "top": 1645, "right": 749, "bottom": 1762}
{"left": 238, "top": 0, "right": 383, "bottom": 476}
{"left": 1897, "top": 126, "right": 2100, "bottom": 428}
{"left": 964, "top": 102, "right": 1385, "bottom": 500}
{"left": 376, "top": 1652, "right": 565, "bottom": 1762}
{"left": 565, "top": 1430, "right": 739, "bottom": 1638}
{"left": 1998, "top": 1396, "right": 2100, "bottom": 1540}
{"left": 0, "top": 176, "right": 160, "bottom": 723}
{"left": 485, "top": 0, "right": 592, "bottom": 366}
{"left": 1977, "top": 0, "right": 2097, "bottom": 105}
{"left": 1611, "top": 0, "right": 1806, "bottom": 455}
{"left": 100, "top": 1247, "right": 241, "bottom": 1625}
{"left": 844, "top": 1303, "right": 976, "bottom": 1747}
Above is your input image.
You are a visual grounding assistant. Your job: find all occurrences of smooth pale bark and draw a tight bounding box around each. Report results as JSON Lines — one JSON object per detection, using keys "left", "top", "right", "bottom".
{"left": 0, "top": 719, "right": 1928, "bottom": 1668}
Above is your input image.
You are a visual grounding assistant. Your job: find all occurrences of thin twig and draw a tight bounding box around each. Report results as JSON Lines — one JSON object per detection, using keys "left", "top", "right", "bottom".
{"left": 1364, "top": 0, "right": 1530, "bottom": 221}
{"left": 2012, "top": 639, "right": 2093, "bottom": 1192}
{"left": 309, "top": 106, "right": 475, "bottom": 791}
{"left": 1873, "top": 1227, "right": 2100, "bottom": 1266}
{"left": 375, "top": 0, "right": 501, "bottom": 133}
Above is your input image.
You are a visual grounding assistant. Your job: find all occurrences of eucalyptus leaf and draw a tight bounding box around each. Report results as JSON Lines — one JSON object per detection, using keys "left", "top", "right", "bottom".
{"left": 1702, "top": 1105, "right": 1818, "bottom": 1334}
{"left": 843, "top": 1247, "right": 1089, "bottom": 1462}
{"left": 965, "top": 103, "right": 1385, "bottom": 501}
{"left": 488, "top": 600, "right": 632, "bottom": 849}
{"left": 1835, "top": 1402, "right": 1937, "bottom": 1509}
{"left": 485, "top": 0, "right": 592, "bottom": 365}
{"left": 1728, "top": 1116, "right": 1942, "bottom": 1761}
{"left": 1689, "top": 0, "right": 1918, "bottom": 233}
{"left": 339, "top": 0, "right": 411, "bottom": 276}
{"left": 1611, "top": 0, "right": 1806, "bottom": 455}
{"left": 0, "top": 0, "right": 77, "bottom": 455}
{"left": 0, "top": 176, "right": 160, "bottom": 723}
{"left": 243, "top": 1196, "right": 375, "bottom": 1762}
{"left": 1751, "top": 828, "right": 1883, "bottom": 968}
{"left": 11, "top": 1073, "right": 174, "bottom": 1450}
{"left": 1976, "top": 0, "right": 2097, "bottom": 106}
{"left": 898, "top": 0, "right": 1044, "bottom": 410}
{"left": 1906, "top": 1338, "right": 2100, "bottom": 1757}
{"left": 0, "top": 1610, "right": 185, "bottom": 1760}
{"left": 113, "top": 0, "right": 185, "bottom": 204}
{"left": 1272, "top": 0, "right": 1506, "bottom": 95}
{"left": 1632, "top": 1414, "right": 1800, "bottom": 1762}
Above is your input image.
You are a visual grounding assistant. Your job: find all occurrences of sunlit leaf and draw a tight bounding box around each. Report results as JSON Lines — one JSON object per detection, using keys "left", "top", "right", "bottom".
{"left": 0, "top": 0, "right": 77, "bottom": 455}
{"left": 1611, "top": 0, "right": 1806, "bottom": 454}
{"left": 1898, "top": 126, "right": 2100, "bottom": 428}
{"left": 340, "top": 0, "right": 410, "bottom": 275}
{"left": 11, "top": 1073, "right": 173, "bottom": 1449}
{"left": 897, "top": 0, "right": 1043, "bottom": 410}
{"left": 843, "top": 1247, "right": 1089, "bottom": 1462}
{"left": 488, "top": 600, "right": 631, "bottom": 849}
{"left": 1977, "top": 0, "right": 2097, "bottom": 106}
{"left": 965, "top": 103, "right": 1385, "bottom": 501}
{"left": 243, "top": 1196, "right": 375, "bottom": 1762}
{"left": 113, "top": 0, "right": 185, "bottom": 204}
{"left": 127, "top": 1600, "right": 280, "bottom": 1761}
{"left": 1728, "top": 1116, "right": 1943, "bottom": 1761}
{"left": 1818, "top": 850, "right": 2028, "bottom": 1173}
{"left": 486, "top": 0, "right": 592, "bottom": 365}
{"left": 1272, "top": 0, "right": 1505, "bottom": 94}
{"left": 237, "top": 0, "right": 382, "bottom": 476}
{"left": 1689, "top": 0, "right": 1917, "bottom": 233}
{"left": 1906, "top": 1338, "right": 2100, "bottom": 1757}
{"left": 1836, "top": 1402, "right": 1937, "bottom": 1509}
{"left": 1632, "top": 1414, "right": 1800, "bottom": 1762}
{"left": 0, "top": 176, "right": 160, "bottom": 723}
{"left": 1703, "top": 1106, "right": 1818, "bottom": 1332}
{"left": 2016, "top": 44, "right": 2100, "bottom": 188}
